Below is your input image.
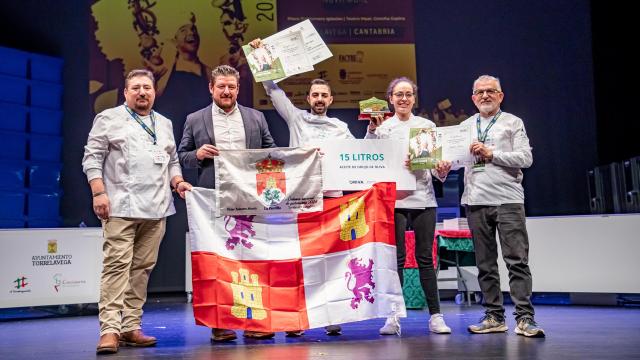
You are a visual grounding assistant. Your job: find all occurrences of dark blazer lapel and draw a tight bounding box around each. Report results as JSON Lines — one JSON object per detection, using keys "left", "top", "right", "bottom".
{"left": 203, "top": 103, "right": 215, "bottom": 145}
{"left": 238, "top": 104, "right": 254, "bottom": 148}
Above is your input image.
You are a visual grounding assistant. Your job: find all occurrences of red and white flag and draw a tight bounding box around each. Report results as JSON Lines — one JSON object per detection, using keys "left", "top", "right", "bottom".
{"left": 186, "top": 182, "right": 406, "bottom": 332}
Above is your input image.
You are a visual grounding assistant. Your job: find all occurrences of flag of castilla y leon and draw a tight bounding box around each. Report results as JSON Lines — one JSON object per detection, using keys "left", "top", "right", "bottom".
{"left": 186, "top": 182, "right": 406, "bottom": 332}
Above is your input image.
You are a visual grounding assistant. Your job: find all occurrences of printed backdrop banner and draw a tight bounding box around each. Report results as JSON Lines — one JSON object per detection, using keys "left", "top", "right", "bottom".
{"left": 186, "top": 183, "right": 406, "bottom": 332}
{"left": 215, "top": 147, "right": 323, "bottom": 215}
{"left": 0, "top": 229, "right": 102, "bottom": 309}
{"left": 90, "top": 0, "right": 277, "bottom": 135}
{"left": 252, "top": 0, "right": 416, "bottom": 109}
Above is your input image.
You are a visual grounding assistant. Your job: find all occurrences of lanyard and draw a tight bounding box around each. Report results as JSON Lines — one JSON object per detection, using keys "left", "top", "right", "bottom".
{"left": 476, "top": 110, "right": 502, "bottom": 143}
{"left": 125, "top": 105, "right": 157, "bottom": 145}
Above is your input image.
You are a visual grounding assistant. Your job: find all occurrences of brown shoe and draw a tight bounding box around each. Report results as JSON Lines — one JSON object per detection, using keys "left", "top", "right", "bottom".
{"left": 285, "top": 330, "right": 305, "bottom": 337}
{"left": 243, "top": 330, "right": 275, "bottom": 339}
{"left": 211, "top": 328, "right": 237, "bottom": 342}
{"left": 96, "top": 333, "right": 119, "bottom": 354}
{"left": 119, "top": 329, "right": 157, "bottom": 347}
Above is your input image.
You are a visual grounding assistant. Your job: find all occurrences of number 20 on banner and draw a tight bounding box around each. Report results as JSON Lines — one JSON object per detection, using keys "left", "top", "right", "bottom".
{"left": 256, "top": 1, "right": 275, "bottom": 22}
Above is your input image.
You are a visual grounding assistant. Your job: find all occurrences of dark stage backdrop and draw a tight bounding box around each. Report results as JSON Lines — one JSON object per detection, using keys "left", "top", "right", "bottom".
{"left": 2, "top": 0, "right": 623, "bottom": 292}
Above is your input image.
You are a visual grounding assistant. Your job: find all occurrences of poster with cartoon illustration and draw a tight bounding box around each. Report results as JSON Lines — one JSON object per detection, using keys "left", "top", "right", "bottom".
{"left": 90, "top": 0, "right": 276, "bottom": 136}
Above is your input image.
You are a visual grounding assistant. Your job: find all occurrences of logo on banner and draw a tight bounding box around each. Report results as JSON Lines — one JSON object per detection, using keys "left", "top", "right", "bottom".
{"left": 255, "top": 154, "right": 286, "bottom": 208}
{"left": 54, "top": 273, "right": 62, "bottom": 292}
{"left": 224, "top": 215, "right": 255, "bottom": 250}
{"left": 48, "top": 239, "right": 57, "bottom": 253}
{"left": 338, "top": 51, "right": 364, "bottom": 63}
{"left": 230, "top": 269, "right": 267, "bottom": 320}
{"left": 53, "top": 273, "right": 86, "bottom": 293}
{"left": 345, "top": 258, "right": 376, "bottom": 309}
{"left": 339, "top": 197, "right": 369, "bottom": 241}
{"left": 10, "top": 276, "right": 31, "bottom": 294}
{"left": 32, "top": 239, "right": 73, "bottom": 266}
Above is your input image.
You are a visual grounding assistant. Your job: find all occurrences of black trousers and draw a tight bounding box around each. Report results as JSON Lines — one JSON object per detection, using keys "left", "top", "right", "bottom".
{"left": 466, "top": 204, "right": 535, "bottom": 321}
{"left": 395, "top": 207, "right": 441, "bottom": 315}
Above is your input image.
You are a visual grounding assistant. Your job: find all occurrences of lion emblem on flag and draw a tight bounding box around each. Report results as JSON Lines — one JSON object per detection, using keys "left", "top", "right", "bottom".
{"left": 255, "top": 154, "right": 286, "bottom": 207}
{"left": 224, "top": 215, "right": 255, "bottom": 250}
{"left": 345, "top": 257, "right": 376, "bottom": 309}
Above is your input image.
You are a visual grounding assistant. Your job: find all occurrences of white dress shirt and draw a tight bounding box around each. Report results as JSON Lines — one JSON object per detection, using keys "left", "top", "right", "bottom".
{"left": 82, "top": 105, "right": 182, "bottom": 219}
{"left": 460, "top": 111, "right": 533, "bottom": 206}
{"left": 212, "top": 103, "right": 246, "bottom": 149}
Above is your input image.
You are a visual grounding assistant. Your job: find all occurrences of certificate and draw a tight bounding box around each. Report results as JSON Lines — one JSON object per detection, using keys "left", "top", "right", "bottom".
{"left": 242, "top": 30, "right": 313, "bottom": 82}
{"left": 315, "top": 139, "right": 417, "bottom": 191}
{"left": 243, "top": 20, "right": 332, "bottom": 83}
{"left": 438, "top": 124, "right": 474, "bottom": 169}
{"left": 409, "top": 124, "right": 474, "bottom": 170}
{"left": 274, "top": 19, "right": 332, "bottom": 66}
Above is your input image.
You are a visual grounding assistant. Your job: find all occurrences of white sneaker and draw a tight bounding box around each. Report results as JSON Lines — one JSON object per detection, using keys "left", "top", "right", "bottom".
{"left": 379, "top": 315, "right": 401, "bottom": 335}
{"left": 429, "top": 313, "right": 451, "bottom": 334}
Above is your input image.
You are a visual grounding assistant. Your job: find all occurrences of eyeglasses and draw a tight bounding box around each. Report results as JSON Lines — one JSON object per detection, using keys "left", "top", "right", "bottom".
{"left": 392, "top": 92, "right": 414, "bottom": 99}
{"left": 473, "top": 89, "right": 501, "bottom": 96}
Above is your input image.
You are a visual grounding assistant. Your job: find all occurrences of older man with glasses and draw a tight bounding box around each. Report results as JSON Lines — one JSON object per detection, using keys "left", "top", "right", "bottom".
{"left": 460, "top": 75, "right": 545, "bottom": 338}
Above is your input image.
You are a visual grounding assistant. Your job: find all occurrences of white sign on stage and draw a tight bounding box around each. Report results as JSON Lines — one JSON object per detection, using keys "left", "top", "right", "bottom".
{"left": 317, "top": 139, "right": 417, "bottom": 191}
{"left": 0, "top": 228, "right": 103, "bottom": 308}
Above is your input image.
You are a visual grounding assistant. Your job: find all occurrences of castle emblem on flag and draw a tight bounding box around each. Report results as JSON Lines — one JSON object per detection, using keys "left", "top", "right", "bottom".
{"left": 255, "top": 154, "right": 286, "bottom": 207}
{"left": 345, "top": 257, "right": 376, "bottom": 309}
{"left": 339, "top": 197, "right": 369, "bottom": 240}
{"left": 224, "top": 215, "right": 255, "bottom": 250}
{"left": 230, "top": 269, "right": 267, "bottom": 320}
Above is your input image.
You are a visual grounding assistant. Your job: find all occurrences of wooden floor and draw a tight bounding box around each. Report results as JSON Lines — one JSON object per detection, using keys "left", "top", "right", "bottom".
{"left": 1, "top": 300, "right": 639, "bottom": 359}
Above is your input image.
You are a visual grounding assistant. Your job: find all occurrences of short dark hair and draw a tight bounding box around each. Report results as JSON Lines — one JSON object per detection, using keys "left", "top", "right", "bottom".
{"left": 308, "top": 78, "right": 331, "bottom": 94}
{"left": 210, "top": 65, "right": 240, "bottom": 83}
{"left": 125, "top": 69, "right": 155, "bottom": 88}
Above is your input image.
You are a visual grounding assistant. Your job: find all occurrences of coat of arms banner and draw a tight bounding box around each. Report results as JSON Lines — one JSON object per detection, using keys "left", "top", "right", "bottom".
{"left": 215, "top": 147, "right": 323, "bottom": 215}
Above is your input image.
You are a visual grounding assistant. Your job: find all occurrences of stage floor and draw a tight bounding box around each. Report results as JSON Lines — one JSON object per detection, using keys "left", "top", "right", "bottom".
{"left": 1, "top": 300, "right": 639, "bottom": 359}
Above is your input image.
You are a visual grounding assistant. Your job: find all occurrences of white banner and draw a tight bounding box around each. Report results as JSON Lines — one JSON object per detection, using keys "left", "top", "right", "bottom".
{"left": 317, "top": 139, "right": 417, "bottom": 191}
{"left": 215, "top": 147, "right": 323, "bottom": 215}
{"left": 0, "top": 228, "right": 102, "bottom": 308}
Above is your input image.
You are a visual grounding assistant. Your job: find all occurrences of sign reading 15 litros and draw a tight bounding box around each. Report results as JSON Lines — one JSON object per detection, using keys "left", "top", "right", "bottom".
{"left": 339, "top": 153, "right": 385, "bottom": 161}
{"left": 316, "top": 139, "right": 417, "bottom": 191}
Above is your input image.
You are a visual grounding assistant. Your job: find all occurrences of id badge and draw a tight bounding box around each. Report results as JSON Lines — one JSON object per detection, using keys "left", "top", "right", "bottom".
{"left": 152, "top": 150, "right": 169, "bottom": 164}
{"left": 473, "top": 162, "right": 486, "bottom": 172}
{"left": 473, "top": 155, "right": 486, "bottom": 172}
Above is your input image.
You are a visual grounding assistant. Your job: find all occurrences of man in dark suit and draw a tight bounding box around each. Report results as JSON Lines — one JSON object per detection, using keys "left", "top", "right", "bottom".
{"left": 178, "top": 64, "right": 275, "bottom": 189}
{"left": 178, "top": 64, "right": 281, "bottom": 342}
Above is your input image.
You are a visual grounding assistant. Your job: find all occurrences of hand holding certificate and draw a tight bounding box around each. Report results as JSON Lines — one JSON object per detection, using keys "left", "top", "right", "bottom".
{"left": 243, "top": 30, "right": 312, "bottom": 82}
{"left": 243, "top": 20, "right": 332, "bottom": 82}
{"left": 409, "top": 124, "right": 474, "bottom": 170}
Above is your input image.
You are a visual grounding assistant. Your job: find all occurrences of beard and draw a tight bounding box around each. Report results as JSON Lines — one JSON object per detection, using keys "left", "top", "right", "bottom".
{"left": 311, "top": 102, "right": 326, "bottom": 115}
{"left": 133, "top": 97, "right": 152, "bottom": 112}
{"left": 215, "top": 96, "right": 236, "bottom": 111}
{"left": 479, "top": 102, "right": 497, "bottom": 115}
